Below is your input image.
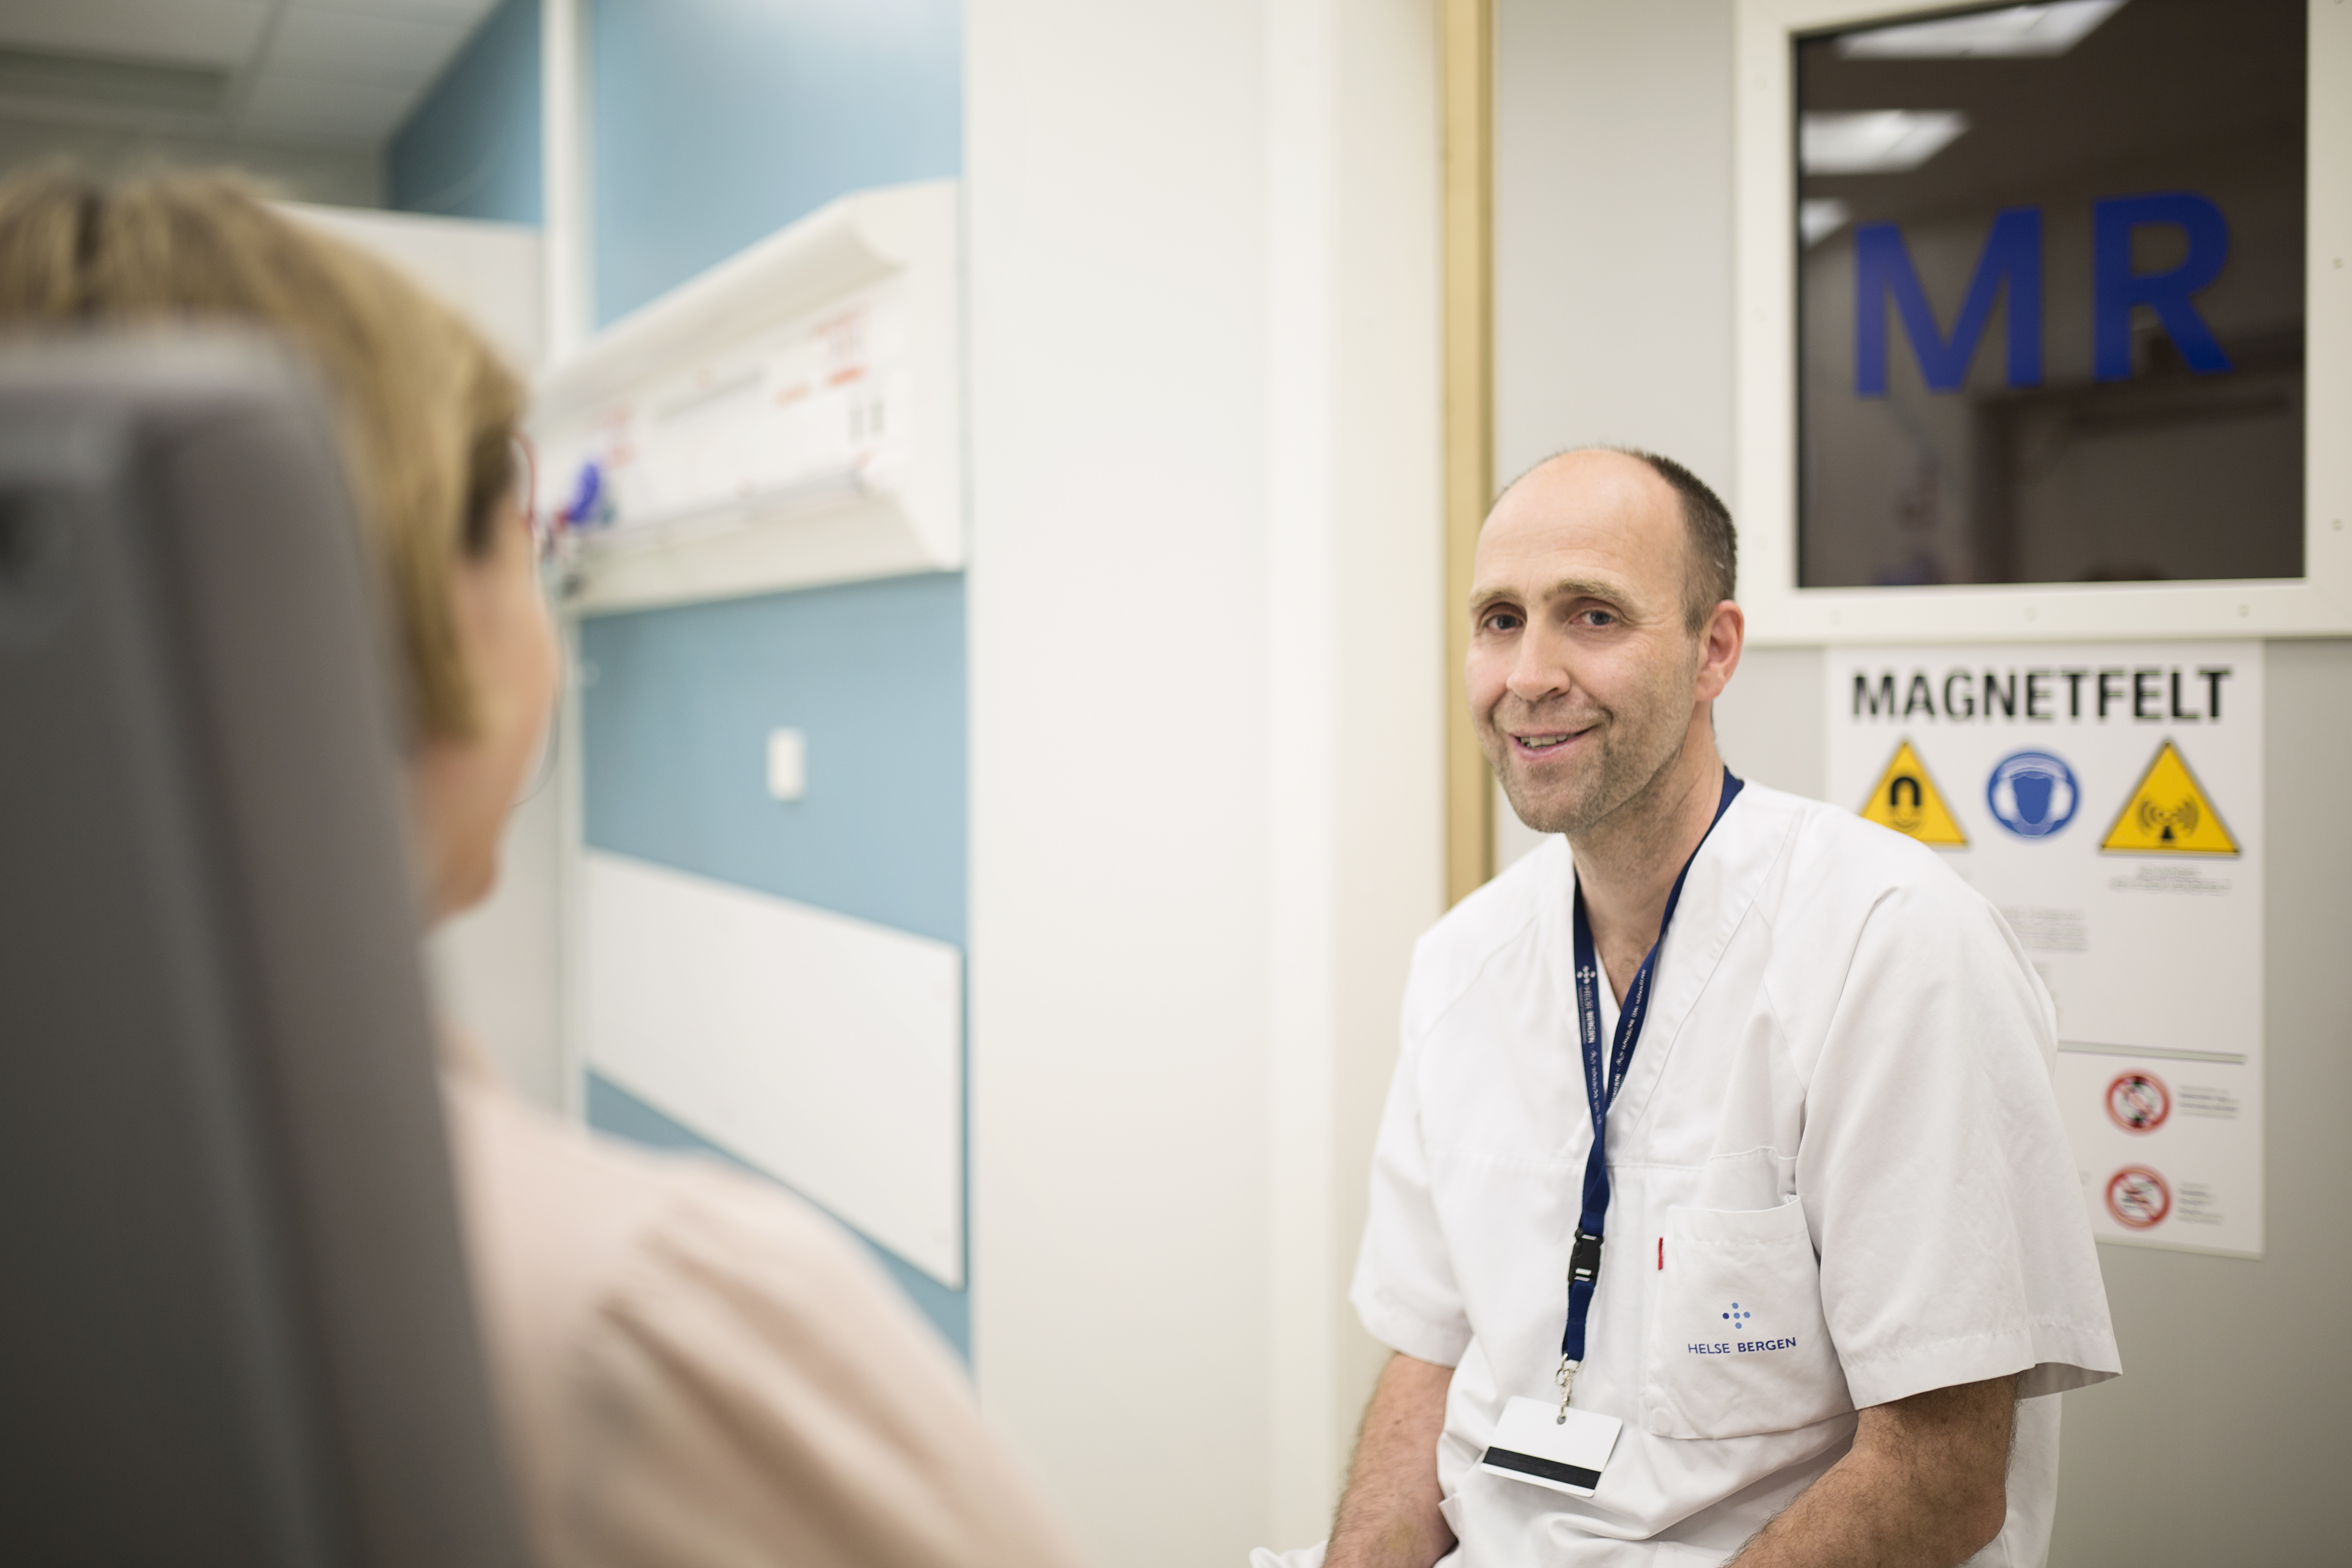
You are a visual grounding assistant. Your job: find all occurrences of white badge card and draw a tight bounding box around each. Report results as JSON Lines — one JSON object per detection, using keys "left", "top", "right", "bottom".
{"left": 1476, "top": 1396, "right": 1623, "bottom": 1498}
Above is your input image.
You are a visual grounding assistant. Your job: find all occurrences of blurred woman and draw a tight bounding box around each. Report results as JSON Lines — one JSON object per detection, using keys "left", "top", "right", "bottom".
{"left": 0, "top": 166, "right": 1088, "bottom": 1568}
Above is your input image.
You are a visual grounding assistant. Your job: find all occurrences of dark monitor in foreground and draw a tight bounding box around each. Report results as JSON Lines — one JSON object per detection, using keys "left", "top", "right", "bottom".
{"left": 0, "top": 337, "right": 526, "bottom": 1567}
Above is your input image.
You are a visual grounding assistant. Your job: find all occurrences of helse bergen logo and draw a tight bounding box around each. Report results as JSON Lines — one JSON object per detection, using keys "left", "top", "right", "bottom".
{"left": 1690, "top": 1302, "right": 1799, "bottom": 1356}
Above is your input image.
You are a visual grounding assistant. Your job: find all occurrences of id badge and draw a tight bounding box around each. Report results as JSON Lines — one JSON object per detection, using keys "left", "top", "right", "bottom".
{"left": 1476, "top": 1396, "right": 1623, "bottom": 1498}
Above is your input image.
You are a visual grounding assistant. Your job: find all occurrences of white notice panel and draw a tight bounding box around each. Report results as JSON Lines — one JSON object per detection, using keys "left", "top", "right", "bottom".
{"left": 583, "top": 850, "right": 964, "bottom": 1284}
{"left": 1825, "top": 644, "right": 2264, "bottom": 1258}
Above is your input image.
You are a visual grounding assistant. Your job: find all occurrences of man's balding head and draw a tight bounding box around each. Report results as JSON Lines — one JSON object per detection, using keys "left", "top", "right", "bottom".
{"left": 1492, "top": 448, "right": 1736, "bottom": 631}
{"left": 1465, "top": 447, "right": 1745, "bottom": 839}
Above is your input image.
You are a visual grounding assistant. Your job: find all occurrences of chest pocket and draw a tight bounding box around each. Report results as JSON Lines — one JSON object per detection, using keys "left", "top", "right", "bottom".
{"left": 1641, "top": 1198, "right": 1854, "bottom": 1440}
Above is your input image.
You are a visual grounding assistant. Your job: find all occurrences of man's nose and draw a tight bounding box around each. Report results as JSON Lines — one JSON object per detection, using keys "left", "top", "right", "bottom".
{"left": 1505, "top": 627, "right": 1570, "bottom": 703}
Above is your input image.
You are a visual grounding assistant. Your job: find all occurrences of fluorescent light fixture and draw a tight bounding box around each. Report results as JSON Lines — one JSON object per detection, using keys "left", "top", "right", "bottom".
{"left": 1800, "top": 110, "right": 1969, "bottom": 175}
{"left": 1800, "top": 199, "right": 1853, "bottom": 247}
{"left": 1836, "top": 1, "right": 2125, "bottom": 60}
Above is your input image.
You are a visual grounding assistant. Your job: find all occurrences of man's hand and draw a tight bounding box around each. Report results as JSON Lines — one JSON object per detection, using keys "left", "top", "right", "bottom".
{"left": 1728, "top": 1375, "right": 2017, "bottom": 1568}
{"left": 1324, "top": 1352, "right": 1456, "bottom": 1568}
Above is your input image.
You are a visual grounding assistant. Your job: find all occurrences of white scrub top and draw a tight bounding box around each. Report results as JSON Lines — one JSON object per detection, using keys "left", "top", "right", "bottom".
{"left": 1349, "top": 782, "right": 2120, "bottom": 1567}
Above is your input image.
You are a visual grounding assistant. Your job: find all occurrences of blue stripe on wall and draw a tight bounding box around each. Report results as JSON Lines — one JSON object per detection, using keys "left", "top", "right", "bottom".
{"left": 580, "top": 572, "right": 966, "bottom": 947}
{"left": 589, "top": 0, "right": 962, "bottom": 324}
{"left": 587, "top": 1072, "right": 970, "bottom": 1356}
{"left": 387, "top": 0, "right": 542, "bottom": 223}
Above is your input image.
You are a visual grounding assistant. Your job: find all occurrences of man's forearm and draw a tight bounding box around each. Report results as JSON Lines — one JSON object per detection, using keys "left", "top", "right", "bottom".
{"left": 1728, "top": 1376, "right": 2017, "bottom": 1568}
{"left": 1324, "top": 1352, "right": 1456, "bottom": 1568}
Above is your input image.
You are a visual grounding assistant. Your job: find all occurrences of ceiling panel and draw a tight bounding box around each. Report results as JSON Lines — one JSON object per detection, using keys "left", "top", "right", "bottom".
{"left": 241, "top": 68, "right": 421, "bottom": 143}
{"left": 288, "top": 0, "right": 496, "bottom": 16}
{"left": 291, "top": 0, "right": 495, "bottom": 19}
{"left": 267, "top": 7, "right": 473, "bottom": 83}
{"left": 0, "top": 0, "right": 273, "bottom": 67}
{"left": 0, "top": 0, "right": 509, "bottom": 160}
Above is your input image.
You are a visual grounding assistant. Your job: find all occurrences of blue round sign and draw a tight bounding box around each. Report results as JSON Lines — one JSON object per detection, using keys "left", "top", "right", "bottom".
{"left": 1986, "top": 751, "right": 2079, "bottom": 838}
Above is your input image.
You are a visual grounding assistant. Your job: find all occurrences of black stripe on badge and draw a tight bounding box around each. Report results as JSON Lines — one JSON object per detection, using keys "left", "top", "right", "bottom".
{"left": 1479, "top": 1445, "right": 1601, "bottom": 1492}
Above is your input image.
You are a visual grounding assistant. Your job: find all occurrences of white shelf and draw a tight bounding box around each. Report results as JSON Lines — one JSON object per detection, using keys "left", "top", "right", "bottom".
{"left": 533, "top": 180, "right": 964, "bottom": 614}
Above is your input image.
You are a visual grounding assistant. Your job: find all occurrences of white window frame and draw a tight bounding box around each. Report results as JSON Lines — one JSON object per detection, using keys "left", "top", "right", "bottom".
{"left": 1734, "top": 0, "right": 2352, "bottom": 643}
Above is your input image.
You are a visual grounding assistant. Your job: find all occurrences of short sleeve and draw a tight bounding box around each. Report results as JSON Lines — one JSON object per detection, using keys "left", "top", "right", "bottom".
{"left": 1350, "top": 946, "right": 1473, "bottom": 1368}
{"left": 557, "top": 1172, "right": 1090, "bottom": 1568}
{"left": 1799, "top": 883, "right": 2121, "bottom": 1408}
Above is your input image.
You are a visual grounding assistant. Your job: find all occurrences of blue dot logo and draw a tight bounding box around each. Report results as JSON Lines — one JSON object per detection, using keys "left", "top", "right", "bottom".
{"left": 1987, "top": 752, "right": 2079, "bottom": 839}
{"left": 1721, "top": 1301, "right": 1751, "bottom": 1328}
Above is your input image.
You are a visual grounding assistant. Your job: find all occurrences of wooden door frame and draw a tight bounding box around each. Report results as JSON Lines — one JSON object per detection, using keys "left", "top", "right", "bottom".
{"left": 1440, "top": 0, "right": 1494, "bottom": 904}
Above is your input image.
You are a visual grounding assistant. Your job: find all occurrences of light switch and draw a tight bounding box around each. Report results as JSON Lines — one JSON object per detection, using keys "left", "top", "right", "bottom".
{"left": 766, "top": 728, "right": 807, "bottom": 801}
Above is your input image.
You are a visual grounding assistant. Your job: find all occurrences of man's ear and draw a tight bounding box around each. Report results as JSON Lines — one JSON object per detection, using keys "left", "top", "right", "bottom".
{"left": 1694, "top": 600, "right": 1745, "bottom": 703}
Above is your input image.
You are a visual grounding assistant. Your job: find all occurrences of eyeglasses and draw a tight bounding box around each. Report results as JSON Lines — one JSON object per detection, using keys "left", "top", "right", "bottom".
{"left": 508, "top": 432, "right": 563, "bottom": 564}
{"left": 508, "top": 430, "right": 568, "bottom": 807}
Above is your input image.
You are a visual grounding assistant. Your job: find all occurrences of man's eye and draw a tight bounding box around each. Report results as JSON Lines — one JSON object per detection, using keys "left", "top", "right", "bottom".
{"left": 1579, "top": 610, "right": 1617, "bottom": 628}
{"left": 1482, "top": 610, "right": 1523, "bottom": 633}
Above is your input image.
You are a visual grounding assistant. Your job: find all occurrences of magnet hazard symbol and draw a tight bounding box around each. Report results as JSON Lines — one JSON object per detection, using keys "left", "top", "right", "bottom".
{"left": 2106, "top": 1166, "right": 2171, "bottom": 1229}
{"left": 2100, "top": 740, "right": 2239, "bottom": 855}
{"left": 1858, "top": 739, "right": 1967, "bottom": 846}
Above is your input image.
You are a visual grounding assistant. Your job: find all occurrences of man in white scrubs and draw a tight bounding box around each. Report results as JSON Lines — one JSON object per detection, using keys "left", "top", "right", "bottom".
{"left": 1288, "top": 451, "right": 2119, "bottom": 1568}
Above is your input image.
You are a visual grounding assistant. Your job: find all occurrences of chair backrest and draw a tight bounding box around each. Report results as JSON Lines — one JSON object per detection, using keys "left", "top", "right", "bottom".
{"left": 0, "top": 334, "right": 531, "bottom": 1568}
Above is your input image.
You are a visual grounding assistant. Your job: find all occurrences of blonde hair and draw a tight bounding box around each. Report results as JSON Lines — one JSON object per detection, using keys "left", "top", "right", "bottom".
{"left": 0, "top": 164, "right": 526, "bottom": 739}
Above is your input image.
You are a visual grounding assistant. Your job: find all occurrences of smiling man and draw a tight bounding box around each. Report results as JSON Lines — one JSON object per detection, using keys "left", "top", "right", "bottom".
{"left": 1267, "top": 451, "right": 2118, "bottom": 1568}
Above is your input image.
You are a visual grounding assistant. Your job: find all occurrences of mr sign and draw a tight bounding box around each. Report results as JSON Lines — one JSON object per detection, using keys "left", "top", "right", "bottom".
{"left": 1856, "top": 194, "right": 2232, "bottom": 396}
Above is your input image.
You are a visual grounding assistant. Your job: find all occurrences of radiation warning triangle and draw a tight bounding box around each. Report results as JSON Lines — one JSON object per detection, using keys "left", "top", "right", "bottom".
{"left": 1858, "top": 739, "right": 1967, "bottom": 847}
{"left": 2101, "top": 740, "right": 2239, "bottom": 855}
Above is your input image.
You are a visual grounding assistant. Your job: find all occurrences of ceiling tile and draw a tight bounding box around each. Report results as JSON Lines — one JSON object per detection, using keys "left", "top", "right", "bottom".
{"left": 268, "top": 7, "right": 472, "bottom": 81}
{"left": 294, "top": 0, "right": 495, "bottom": 17}
{"left": 239, "top": 68, "right": 418, "bottom": 143}
{"left": 0, "top": 0, "right": 273, "bottom": 69}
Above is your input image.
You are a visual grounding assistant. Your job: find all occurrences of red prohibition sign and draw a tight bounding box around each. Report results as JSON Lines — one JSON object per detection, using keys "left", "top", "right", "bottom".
{"left": 2106, "top": 1071, "right": 2170, "bottom": 1134}
{"left": 2105, "top": 1166, "right": 2171, "bottom": 1229}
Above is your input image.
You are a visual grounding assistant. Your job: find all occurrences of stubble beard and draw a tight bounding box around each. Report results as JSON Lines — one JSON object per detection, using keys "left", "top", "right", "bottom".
{"left": 1488, "top": 709, "right": 1680, "bottom": 839}
{"left": 1485, "top": 665, "right": 1700, "bottom": 843}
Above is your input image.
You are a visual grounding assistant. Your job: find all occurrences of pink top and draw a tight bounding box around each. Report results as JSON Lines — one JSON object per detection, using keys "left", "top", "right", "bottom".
{"left": 442, "top": 1057, "right": 1090, "bottom": 1568}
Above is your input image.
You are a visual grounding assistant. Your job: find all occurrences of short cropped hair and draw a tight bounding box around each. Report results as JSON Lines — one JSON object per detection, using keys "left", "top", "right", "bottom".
{"left": 0, "top": 164, "right": 525, "bottom": 740}
{"left": 1611, "top": 448, "right": 1736, "bottom": 632}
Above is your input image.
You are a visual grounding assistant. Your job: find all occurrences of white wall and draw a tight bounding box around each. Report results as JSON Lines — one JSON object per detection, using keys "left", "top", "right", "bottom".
{"left": 1492, "top": 5, "right": 2350, "bottom": 1562}
{"left": 966, "top": 0, "right": 1442, "bottom": 1558}
{"left": 282, "top": 202, "right": 543, "bottom": 371}
{"left": 428, "top": 780, "right": 565, "bottom": 1107}
{"left": 1493, "top": 0, "right": 1735, "bottom": 493}
{"left": 283, "top": 201, "right": 566, "bottom": 1110}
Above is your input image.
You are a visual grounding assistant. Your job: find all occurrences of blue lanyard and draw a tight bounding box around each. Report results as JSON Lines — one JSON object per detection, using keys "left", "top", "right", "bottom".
{"left": 1557, "top": 768, "right": 1743, "bottom": 1406}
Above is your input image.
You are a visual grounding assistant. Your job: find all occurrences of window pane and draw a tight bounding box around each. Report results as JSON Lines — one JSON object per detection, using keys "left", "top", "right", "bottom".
{"left": 1796, "top": 0, "right": 2306, "bottom": 588}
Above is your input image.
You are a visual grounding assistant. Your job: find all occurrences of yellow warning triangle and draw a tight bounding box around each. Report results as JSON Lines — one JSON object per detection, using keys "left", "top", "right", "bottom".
{"left": 2101, "top": 740, "right": 2238, "bottom": 855}
{"left": 1858, "top": 739, "right": 1968, "bottom": 846}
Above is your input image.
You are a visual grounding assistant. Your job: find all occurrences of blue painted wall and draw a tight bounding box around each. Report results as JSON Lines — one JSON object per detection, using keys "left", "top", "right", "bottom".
{"left": 387, "top": 0, "right": 542, "bottom": 223}
{"left": 589, "top": 0, "right": 961, "bottom": 324}
{"left": 581, "top": 573, "right": 966, "bottom": 948}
